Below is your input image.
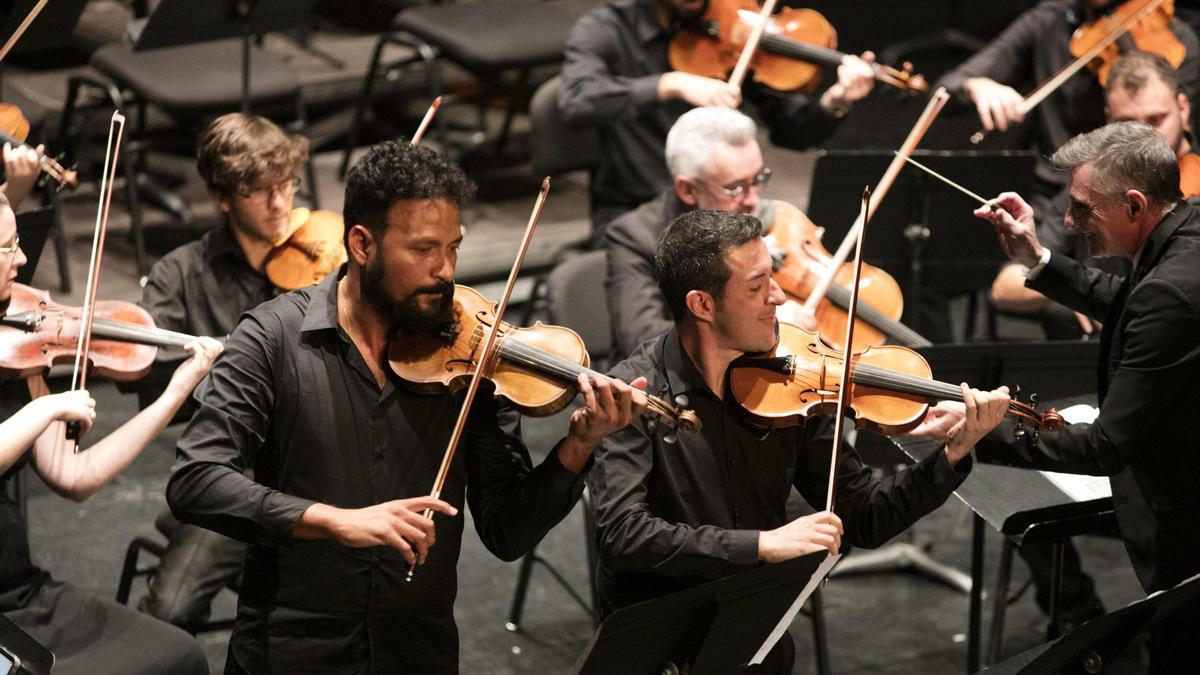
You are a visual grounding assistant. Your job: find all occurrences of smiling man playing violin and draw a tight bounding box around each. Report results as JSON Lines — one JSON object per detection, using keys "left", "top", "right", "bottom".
{"left": 0, "top": 190, "right": 223, "bottom": 675}
{"left": 591, "top": 208, "right": 1010, "bottom": 672}
{"left": 560, "top": 0, "right": 877, "bottom": 245}
{"left": 939, "top": 121, "right": 1200, "bottom": 671}
{"left": 168, "top": 140, "right": 647, "bottom": 674}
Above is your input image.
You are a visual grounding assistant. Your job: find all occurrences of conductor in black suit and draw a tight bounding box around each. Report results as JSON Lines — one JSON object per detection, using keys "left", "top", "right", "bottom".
{"left": 918, "top": 120, "right": 1200, "bottom": 671}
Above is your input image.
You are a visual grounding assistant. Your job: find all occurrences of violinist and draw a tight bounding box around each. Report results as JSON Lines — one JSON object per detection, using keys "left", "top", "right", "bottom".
{"left": 591, "top": 209, "right": 1011, "bottom": 672}
{"left": 993, "top": 51, "right": 1198, "bottom": 340}
{"left": 937, "top": 0, "right": 1200, "bottom": 220}
{"left": 940, "top": 121, "right": 1200, "bottom": 671}
{"left": 167, "top": 140, "right": 646, "bottom": 673}
{"left": 559, "top": 0, "right": 876, "bottom": 244}
{"left": 1, "top": 141, "right": 42, "bottom": 210}
{"left": 606, "top": 106, "right": 818, "bottom": 358}
{"left": 129, "top": 112, "right": 311, "bottom": 632}
{"left": 0, "top": 190, "right": 223, "bottom": 675}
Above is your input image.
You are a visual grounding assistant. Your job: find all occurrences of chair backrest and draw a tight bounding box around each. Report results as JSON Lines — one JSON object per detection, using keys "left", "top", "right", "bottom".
{"left": 546, "top": 249, "right": 610, "bottom": 369}
{"left": 529, "top": 75, "right": 601, "bottom": 178}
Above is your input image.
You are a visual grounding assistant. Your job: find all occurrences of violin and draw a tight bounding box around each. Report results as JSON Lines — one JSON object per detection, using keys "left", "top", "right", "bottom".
{"left": 1070, "top": 0, "right": 1184, "bottom": 86}
{"left": 389, "top": 285, "right": 701, "bottom": 433}
{"left": 0, "top": 283, "right": 198, "bottom": 381}
{"left": 763, "top": 200, "right": 930, "bottom": 350}
{"left": 728, "top": 321, "right": 1063, "bottom": 438}
{"left": 264, "top": 208, "right": 347, "bottom": 291}
{"left": 0, "top": 103, "right": 78, "bottom": 191}
{"left": 669, "top": 0, "right": 927, "bottom": 94}
{"left": 1178, "top": 152, "right": 1200, "bottom": 198}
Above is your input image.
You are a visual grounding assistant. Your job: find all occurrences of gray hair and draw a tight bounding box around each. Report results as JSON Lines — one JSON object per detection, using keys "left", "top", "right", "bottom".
{"left": 665, "top": 107, "right": 758, "bottom": 179}
{"left": 1051, "top": 120, "right": 1181, "bottom": 210}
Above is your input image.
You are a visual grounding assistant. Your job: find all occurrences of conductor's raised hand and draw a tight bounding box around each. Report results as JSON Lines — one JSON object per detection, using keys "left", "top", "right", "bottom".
{"left": 973, "top": 191, "right": 1044, "bottom": 268}
{"left": 317, "top": 497, "right": 458, "bottom": 566}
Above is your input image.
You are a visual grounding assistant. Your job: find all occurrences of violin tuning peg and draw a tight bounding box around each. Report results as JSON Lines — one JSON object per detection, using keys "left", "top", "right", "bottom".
{"left": 1013, "top": 419, "right": 1026, "bottom": 440}
{"left": 1013, "top": 384, "right": 1022, "bottom": 400}
{"left": 646, "top": 418, "right": 658, "bottom": 432}
{"left": 1031, "top": 429, "right": 1041, "bottom": 447}
{"left": 1030, "top": 392, "right": 1040, "bottom": 406}
{"left": 663, "top": 432, "right": 678, "bottom": 445}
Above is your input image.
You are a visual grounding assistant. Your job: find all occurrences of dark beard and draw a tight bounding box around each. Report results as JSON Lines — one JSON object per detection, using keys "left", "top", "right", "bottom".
{"left": 362, "top": 254, "right": 454, "bottom": 336}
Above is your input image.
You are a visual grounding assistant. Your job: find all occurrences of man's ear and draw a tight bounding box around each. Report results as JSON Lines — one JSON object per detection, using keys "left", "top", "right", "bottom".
{"left": 212, "top": 191, "right": 231, "bottom": 216}
{"left": 1126, "top": 189, "right": 1148, "bottom": 219}
{"left": 676, "top": 176, "right": 700, "bottom": 208}
{"left": 346, "top": 224, "right": 373, "bottom": 265}
{"left": 684, "top": 289, "right": 716, "bottom": 324}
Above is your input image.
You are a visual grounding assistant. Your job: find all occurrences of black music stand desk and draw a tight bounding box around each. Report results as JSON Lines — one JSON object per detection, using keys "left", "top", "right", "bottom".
{"left": 573, "top": 551, "right": 832, "bottom": 675}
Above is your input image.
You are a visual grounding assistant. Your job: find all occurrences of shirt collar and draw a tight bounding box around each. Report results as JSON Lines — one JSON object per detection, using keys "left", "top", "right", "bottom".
{"left": 1132, "top": 201, "right": 1186, "bottom": 279}
{"left": 299, "top": 263, "right": 345, "bottom": 333}
{"left": 204, "top": 224, "right": 248, "bottom": 264}
{"left": 662, "top": 328, "right": 710, "bottom": 397}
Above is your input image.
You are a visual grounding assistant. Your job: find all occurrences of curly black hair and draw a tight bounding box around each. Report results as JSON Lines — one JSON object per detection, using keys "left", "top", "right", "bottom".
{"left": 343, "top": 140, "right": 476, "bottom": 248}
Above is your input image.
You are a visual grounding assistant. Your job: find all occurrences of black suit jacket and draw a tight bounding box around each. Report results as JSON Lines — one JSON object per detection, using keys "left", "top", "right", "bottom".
{"left": 978, "top": 202, "right": 1200, "bottom": 593}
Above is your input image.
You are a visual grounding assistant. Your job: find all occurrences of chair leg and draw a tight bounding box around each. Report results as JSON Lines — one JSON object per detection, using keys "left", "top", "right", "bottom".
{"left": 582, "top": 488, "right": 600, "bottom": 627}
{"left": 505, "top": 548, "right": 538, "bottom": 632}
{"left": 809, "top": 587, "right": 831, "bottom": 675}
{"left": 494, "top": 68, "right": 530, "bottom": 157}
{"left": 121, "top": 127, "right": 148, "bottom": 278}
{"left": 294, "top": 93, "right": 319, "bottom": 209}
{"left": 986, "top": 537, "right": 1015, "bottom": 665}
{"left": 339, "top": 33, "right": 391, "bottom": 178}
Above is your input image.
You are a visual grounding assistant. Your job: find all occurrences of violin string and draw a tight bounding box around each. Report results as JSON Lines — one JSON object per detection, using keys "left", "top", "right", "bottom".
{"left": 822, "top": 283, "right": 930, "bottom": 347}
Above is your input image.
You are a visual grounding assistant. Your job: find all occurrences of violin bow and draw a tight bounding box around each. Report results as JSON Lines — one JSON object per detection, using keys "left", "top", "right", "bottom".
{"left": 802, "top": 87, "right": 948, "bottom": 314}
{"left": 410, "top": 97, "right": 442, "bottom": 146}
{"left": 969, "top": 0, "right": 1168, "bottom": 144}
{"left": 727, "top": 0, "right": 779, "bottom": 89}
{"left": 406, "top": 177, "right": 552, "bottom": 583}
{"left": 825, "top": 187, "right": 871, "bottom": 512}
{"left": 0, "top": 0, "right": 49, "bottom": 64}
{"left": 67, "top": 111, "right": 126, "bottom": 444}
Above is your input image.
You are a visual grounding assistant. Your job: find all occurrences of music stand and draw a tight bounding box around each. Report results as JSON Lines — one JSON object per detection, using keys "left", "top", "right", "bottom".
{"left": 915, "top": 340, "right": 1101, "bottom": 404}
{"left": 806, "top": 150, "right": 1036, "bottom": 302}
{"left": 0, "top": 0, "right": 89, "bottom": 55}
{"left": 129, "top": 0, "right": 316, "bottom": 112}
{"left": 0, "top": 614, "right": 53, "bottom": 675}
{"left": 978, "top": 572, "right": 1200, "bottom": 675}
{"left": 14, "top": 206, "right": 53, "bottom": 286}
{"left": 572, "top": 552, "right": 831, "bottom": 674}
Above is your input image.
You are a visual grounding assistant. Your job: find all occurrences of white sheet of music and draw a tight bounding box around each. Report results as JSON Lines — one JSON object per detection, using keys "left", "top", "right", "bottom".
{"left": 750, "top": 552, "right": 841, "bottom": 665}
{"left": 1037, "top": 403, "right": 1111, "bottom": 502}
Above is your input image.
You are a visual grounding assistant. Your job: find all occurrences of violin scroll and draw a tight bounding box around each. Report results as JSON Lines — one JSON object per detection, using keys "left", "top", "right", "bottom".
{"left": 1008, "top": 387, "right": 1065, "bottom": 445}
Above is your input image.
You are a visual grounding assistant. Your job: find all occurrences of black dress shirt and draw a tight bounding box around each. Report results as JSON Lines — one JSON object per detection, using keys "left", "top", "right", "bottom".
{"left": 167, "top": 268, "right": 587, "bottom": 673}
{"left": 590, "top": 329, "right": 971, "bottom": 615}
{"left": 604, "top": 189, "right": 686, "bottom": 359}
{"left": 560, "top": 0, "right": 841, "bottom": 216}
{"left": 0, "top": 380, "right": 48, "bottom": 612}
{"left": 125, "top": 225, "right": 276, "bottom": 417}
{"left": 937, "top": 0, "right": 1200, "bottom": 200}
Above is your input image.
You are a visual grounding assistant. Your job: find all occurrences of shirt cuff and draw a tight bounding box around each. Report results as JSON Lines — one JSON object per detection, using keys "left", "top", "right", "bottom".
{"left": 727, "top": 528, "right": 761, "bottom": 567}
{"left": 540, "top": 443, "right": 593, "bottom": 499}
{"left": 633, "top": 74, "right": 664, "bottom": 109}
{"left": 1025, "top": 248, "right": 1052, "bottom": 281}
{"left": 262, "top": 490, "right": 317, "bottom": 547}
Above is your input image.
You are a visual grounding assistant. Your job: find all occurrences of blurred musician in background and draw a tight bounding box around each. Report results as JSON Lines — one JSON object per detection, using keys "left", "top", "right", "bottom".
{"left": 132, "top": 112, "right": 310, "bottom": 632}
{"left": 559, "top": 0, "right": 877, "bottom": 245}
{"left": 937, "top": 0, "right": 1200, "bottom": 221}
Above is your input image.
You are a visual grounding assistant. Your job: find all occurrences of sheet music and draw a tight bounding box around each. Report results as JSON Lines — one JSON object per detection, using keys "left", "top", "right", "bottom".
{"left": 750, "top": 552, "right": 841, "bottom": 665}
{"left": 1041, "top": 471, "right": 1112, "bottom": 502}
{"left": 1037, "top": 403, "right": 1110, "bottom": 502}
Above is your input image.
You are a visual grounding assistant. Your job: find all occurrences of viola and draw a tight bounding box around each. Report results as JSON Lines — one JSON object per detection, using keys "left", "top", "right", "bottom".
{"left": 728, "top": 321, "right": 1063, "bottom": 438}
{"left": 0, "top": 283, "right": 198, "bottom": 381}
{"left": 389, "top": 285, "right": 701, "bottom": 433}
{"left": 1178, "top": 152, "right": 1200, "bottom": 198}
{"left": 669, "top": 0, "right": 927, "bottom": 94}
{"left": 763, "top": 200, "right": 930, "bottom": 350}
{"left": 263, "top": 208, "right": 347, "bottom": 291}
{"left": 1070, "top": 0, "right": 1184, "bottom": 86}
{"left": 0, "top": 103, "right": 78, "bottom": 191}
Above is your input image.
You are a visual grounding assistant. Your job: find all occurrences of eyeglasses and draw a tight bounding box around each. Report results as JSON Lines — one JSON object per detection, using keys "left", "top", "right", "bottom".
{"left": 0, "top": 234, "right": 18, "bottom": 257}
{"left": 239, "top": 177, "right": 300, "bottom": 204}
{"left": 708, "top": 168, "right": 772, "bottom": 198}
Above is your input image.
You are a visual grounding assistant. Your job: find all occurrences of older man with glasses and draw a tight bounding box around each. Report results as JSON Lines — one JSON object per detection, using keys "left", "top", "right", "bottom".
{"left": 605, "top": 106, "right": 813, "bottom": 359}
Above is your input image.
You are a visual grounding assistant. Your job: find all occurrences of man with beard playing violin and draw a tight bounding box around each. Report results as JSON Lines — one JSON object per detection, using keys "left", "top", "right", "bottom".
{"left": 590, "top": 208, "right": 1011, "bottom": 671}
{"left": 167, "top": 140, "right": 648, "bottom": 673}
{"left": 0, "top": 189, "right": 223, "bottom": 675}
